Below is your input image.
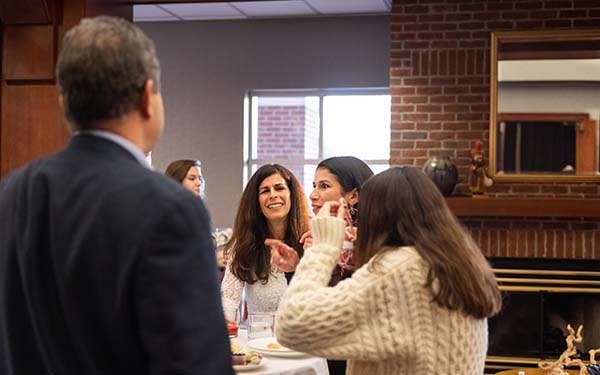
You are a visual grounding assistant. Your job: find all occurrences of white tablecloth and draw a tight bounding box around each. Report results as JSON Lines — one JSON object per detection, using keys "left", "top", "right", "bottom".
{"left": 231, "top": 330, "right": 329, "bottom": 375}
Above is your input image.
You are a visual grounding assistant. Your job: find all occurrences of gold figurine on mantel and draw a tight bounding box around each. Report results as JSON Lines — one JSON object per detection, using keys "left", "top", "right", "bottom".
{"left": 538, "top": 324, "right": 600, "bottom": 375}
{"left": 468, "top": 140, "right": 493, "bottom": 197}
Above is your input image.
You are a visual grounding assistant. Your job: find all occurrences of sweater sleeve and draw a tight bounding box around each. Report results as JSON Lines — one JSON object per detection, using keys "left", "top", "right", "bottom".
{"left": 275, "top": 216, "right": 414, "bottom": 361}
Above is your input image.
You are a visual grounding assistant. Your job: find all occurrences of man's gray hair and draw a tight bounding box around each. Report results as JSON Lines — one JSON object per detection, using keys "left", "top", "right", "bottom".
{"left": 56, "top": 16, "right": 160, "bottom": 130}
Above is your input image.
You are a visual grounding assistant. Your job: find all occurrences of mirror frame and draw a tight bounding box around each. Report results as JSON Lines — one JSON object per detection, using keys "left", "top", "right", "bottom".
{"left": 489, "top": 29, "right": 600, "bottom": 183}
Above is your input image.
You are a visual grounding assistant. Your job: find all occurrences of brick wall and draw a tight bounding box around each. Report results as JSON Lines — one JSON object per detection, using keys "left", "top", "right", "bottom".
{"left": 389, "top": 0, "right": 600, "bottom": 258}
{"left": 304, "top": 106, "right": 320, "bottom": 160}
{"left": 257, "top": 104, "right": 318, "bottom": 182}
{"left": 464, "top": 217, "right": 599, "bottom": 259}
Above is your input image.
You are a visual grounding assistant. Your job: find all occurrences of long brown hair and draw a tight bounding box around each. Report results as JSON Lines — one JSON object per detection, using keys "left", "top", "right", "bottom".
{"left": 354, "top": 167, "right": 501, "bottom": 319}
{"left": 225, "top": 164, "right": 310, "bottom": 284}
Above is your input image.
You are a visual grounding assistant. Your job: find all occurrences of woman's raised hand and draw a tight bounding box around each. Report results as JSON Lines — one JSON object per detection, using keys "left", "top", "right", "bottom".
{"left": 317, "top": 198, "right": 347, "bottom": 220}
{"left": 299, "top": 230, "right": 313, "bottom": 250}
{"left": 265, "top": 238, "right": 300, "bottom": 272}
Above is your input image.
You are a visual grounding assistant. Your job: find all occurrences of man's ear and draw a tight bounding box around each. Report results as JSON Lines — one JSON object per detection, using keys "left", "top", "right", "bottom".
{"left": 140, "top": 79, "right": 154, "bottom": 118}
{"left": 58, "top": 95, "right": 65, "bottom": 111}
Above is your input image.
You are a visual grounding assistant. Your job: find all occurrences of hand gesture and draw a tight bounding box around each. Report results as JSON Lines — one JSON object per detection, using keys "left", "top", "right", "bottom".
{"left": 317, "top": 198, "right": 347, "bottom": 221}
{"left": 265, "top": 238, "right": 300, "bottom": 272}
{"left": 299, "top": 230, "right": 313, "bottom": 250}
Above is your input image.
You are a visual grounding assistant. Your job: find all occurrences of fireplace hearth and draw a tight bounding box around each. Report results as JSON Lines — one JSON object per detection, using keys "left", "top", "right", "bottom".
{"left": 486, "top": 257, "right": 600, "bottom": 374}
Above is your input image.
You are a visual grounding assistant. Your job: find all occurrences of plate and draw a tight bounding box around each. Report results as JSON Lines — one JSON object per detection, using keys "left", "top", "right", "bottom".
{"left": 246, "top": 338, "right": 307, "bottom": 358}
{"left": 233, "top": 357, "right": 268, "bottom": 371}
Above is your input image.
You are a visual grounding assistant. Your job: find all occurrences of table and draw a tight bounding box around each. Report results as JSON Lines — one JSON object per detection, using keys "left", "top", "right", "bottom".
{"left": 231, "top": 329, "right": 330, "bottom": 375}
{"left": 494, "top": 369, "right": 580, "bottom": 375}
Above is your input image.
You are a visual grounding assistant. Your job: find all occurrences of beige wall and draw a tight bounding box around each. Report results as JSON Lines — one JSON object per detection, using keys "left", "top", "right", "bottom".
{"left": 139, "top": 16, "right": 390, "bottom": 227}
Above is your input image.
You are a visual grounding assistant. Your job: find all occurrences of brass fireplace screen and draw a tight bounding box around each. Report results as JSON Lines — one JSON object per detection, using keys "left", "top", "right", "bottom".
{"left": 486, "top": 258, "right": 600, "bottom": 373}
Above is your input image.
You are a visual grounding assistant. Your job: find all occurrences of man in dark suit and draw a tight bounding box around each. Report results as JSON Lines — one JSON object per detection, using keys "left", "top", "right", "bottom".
{"left": 0, "top": 16, "right": 234, "bottom": 375}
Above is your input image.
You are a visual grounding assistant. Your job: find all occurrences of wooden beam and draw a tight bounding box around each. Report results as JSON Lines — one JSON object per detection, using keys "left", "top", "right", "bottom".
{"left": 0, "top": 0, "right": 54, "bottom": 25}
{"left": 576, "top": 119, "right": 597, "bottom": 174}
{"left": 0, "top": 0, "right": 133, "bottom": 177}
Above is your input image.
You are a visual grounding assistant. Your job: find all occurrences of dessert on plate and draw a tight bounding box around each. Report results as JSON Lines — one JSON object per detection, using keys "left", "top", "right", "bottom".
{"left": 231, "top": 343, "right": 263, "bottom": 366}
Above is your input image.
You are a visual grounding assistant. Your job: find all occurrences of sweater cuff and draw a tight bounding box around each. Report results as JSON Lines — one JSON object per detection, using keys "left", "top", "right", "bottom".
{"left": 310, "top": 216, "right": 346, "bottom": 249}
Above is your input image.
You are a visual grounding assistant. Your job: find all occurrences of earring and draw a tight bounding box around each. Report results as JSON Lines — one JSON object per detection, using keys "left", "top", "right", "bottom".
{"left": 348, "top": 204, "right": 358, "bottom": 217}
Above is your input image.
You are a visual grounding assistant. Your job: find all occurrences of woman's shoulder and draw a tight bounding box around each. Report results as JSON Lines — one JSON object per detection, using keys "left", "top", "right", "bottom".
{"left": 353, "top": 246, "right": 423, "bottom": 279}
{"left": 376, "top": 246, "right": 421, "bottom": 266}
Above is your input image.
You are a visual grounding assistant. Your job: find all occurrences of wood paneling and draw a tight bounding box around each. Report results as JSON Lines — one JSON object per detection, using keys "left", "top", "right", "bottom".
{"left": 497, "top": 113, "right": 590, "bottom": 122}
{"left": 3, "top": 25, "right": 55, "bottom": 81}
{"left": 0, "top": 0, "right": 54, "bottom": 25}
{"left": 576, "top": 119, "right": 597, "bottom": 174}
{"left": 86, "top": 1, "right": 132, "bottom": 19}
{"left": 1, "top": 84, "right": 68, "bottom": 175}
{"left": 0, "top": 0, "right": 133, "bottom": 177}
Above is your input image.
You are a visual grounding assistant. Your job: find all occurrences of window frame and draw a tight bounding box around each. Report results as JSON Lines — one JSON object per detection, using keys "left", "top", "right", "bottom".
{"left": 244, "top": 87, "right": 390, "bottom": 186}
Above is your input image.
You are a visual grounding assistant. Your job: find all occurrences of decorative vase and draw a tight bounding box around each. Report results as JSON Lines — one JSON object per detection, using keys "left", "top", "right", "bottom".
{"left": 422, "top": 157, "right": 458, "bottom": 196}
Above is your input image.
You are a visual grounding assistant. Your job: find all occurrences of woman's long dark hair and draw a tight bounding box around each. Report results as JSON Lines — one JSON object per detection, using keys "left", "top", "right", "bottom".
{"left": 354, "top": 167, "right": 502, "bottom": 319}
{"left": 317, "top": 156, "right": 373, "bottom": 223}
{"left": 225, "top": 164, "right": 310, "bottom": 284}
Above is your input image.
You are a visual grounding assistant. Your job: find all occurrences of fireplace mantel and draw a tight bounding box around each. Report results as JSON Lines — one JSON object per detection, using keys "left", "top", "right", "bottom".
{"left": 446, "top": 197, "right": 600, "bottom": 218}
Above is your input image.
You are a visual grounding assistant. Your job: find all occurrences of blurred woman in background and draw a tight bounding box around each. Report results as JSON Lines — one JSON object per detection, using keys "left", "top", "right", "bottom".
{"left": 165, "top": 159, "right": 204, "bottom": 198}
{"left": 165, "top": 159, "right": 229, "bottom": 277}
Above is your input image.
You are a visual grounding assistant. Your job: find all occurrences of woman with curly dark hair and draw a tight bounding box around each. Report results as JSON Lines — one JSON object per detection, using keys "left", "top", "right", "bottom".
{"left": 221, "top": 164, "right": 310, "bottom": 315}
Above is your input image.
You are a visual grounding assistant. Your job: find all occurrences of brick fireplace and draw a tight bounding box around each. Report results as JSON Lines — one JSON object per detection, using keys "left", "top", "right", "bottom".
{"left": 389, "top": 1, "right": 600, "bottom": 372}
{"left": 389, "top": 0, "right": 600, "bottom": 257}
{"left": 485, "top": 257, "right": 600, "bottom": 372}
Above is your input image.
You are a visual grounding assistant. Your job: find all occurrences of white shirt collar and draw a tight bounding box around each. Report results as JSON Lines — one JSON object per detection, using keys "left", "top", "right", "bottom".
{"left": 78, "top": 130, "right": 152, "bottom": 169}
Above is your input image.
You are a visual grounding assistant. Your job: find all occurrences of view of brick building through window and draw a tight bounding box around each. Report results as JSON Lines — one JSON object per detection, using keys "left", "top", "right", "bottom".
{"left": 248, "top": 92, "right": 391, "bottom": 195}
{"left": 256, "top": 97, "right": 319, "bottom": 185}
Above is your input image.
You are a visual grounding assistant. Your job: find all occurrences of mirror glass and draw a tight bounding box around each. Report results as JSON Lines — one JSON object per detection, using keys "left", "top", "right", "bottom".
{"left": 490, "top": 30, "right": 600, "bottom": 182}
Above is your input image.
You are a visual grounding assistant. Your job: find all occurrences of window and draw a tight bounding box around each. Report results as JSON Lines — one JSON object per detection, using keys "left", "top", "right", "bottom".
{"left": 244, "top": 89, "right": 390, "bottom": 194}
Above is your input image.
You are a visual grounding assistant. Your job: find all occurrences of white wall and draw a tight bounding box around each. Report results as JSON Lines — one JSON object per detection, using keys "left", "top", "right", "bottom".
{"left": 498, "top": 82, "right": 600, "bottom": 121}
{"left": 139, "top": 16, "right": 390, "bottom": 227}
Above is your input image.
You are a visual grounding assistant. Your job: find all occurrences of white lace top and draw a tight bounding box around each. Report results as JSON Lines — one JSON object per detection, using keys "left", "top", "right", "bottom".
{"left": 221, "top": 262, "right": 287, "bottom": 314}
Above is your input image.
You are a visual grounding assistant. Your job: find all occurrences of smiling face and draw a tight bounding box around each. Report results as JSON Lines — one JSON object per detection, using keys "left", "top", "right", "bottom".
{"left": 310, "top": 167, "right": 356, "bottom": 215}
{"left": 182, "top": 166, "right": 203, "bottom": 197}
{"left": 258, "top": 173, "right": 291, "bottom": 225}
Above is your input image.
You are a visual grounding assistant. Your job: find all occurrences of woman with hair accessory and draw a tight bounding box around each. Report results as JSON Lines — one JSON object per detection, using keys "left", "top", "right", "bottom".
{"left": 275, "top": 167, "right": 502, "bottom": 375}
{"left": 267, "top": 156, "right": 373, "bottom": 375}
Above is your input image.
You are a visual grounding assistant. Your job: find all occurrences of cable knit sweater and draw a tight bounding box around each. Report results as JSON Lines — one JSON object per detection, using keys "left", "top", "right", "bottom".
{"left": 276, "top": 216, "right": 489, "bottom": 375}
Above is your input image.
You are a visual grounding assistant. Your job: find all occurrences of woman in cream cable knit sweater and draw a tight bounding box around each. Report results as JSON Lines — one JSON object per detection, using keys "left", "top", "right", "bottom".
{"left": 275, "top": 167, "right": 502, "bottom": 375}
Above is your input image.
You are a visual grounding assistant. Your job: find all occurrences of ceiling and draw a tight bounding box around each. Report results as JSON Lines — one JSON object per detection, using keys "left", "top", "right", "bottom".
{"left": 133, "top": 0, "right": 391, "bottom": 22}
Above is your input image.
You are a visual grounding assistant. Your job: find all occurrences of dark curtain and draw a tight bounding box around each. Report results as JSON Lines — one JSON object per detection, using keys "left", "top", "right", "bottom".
{"left": 499, "top": 121, "right": 575, "bottom": 173}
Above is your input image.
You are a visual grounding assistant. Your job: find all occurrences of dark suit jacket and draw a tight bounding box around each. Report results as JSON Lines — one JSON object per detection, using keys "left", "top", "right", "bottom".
{"left": 0, "top": 135, "right": 234, "bottom": 375}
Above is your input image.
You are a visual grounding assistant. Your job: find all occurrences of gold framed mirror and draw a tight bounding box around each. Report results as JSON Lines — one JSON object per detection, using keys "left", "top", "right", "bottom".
{"left": 489, "top": 29, "right": 600, "bottom": 182}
